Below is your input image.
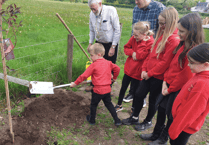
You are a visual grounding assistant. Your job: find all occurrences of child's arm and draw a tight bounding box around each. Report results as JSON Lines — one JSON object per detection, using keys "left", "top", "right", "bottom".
{"left": 166, "top": 65, "right": 193, "bottom": 94}
{"left": 147, "top": 38, "right": 179, "bottom": 78}
{"left": 135, "top": 36, "right": 154, "bottom": 61}
{"left": 124, "top": 36, "right": 134, "bottom": 56}
{"left": 169, "top": 85, "right": 208, "bottom": 140}
{"left": 73, "top": 64, "right": 94, "bottom": 86}
{"left": 111, "top": 63, "right": 120, "bottom": 80}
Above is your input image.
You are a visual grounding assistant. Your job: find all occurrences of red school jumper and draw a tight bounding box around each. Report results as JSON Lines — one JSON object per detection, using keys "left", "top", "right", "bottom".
{"left": 169, "top": 71, "right": 209, "bottom": 140}
{"left": 142, "top": 29, "right": 180, "bottom": 80}
{"left": 124, "top": 35, "right": 154, "bottom": 80}
{"left": 74, "top": 58, "right": 120, "bottom": 95}
{"left": 164, "top": 44, "right": 194, "bottom": 94}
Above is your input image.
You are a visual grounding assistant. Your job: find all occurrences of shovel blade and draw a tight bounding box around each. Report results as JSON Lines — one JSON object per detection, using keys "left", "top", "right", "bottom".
{"left": 29, "top": 81, "right": 54, "bottom": 94}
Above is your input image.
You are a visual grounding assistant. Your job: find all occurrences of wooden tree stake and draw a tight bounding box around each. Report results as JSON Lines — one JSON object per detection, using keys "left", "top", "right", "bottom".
{"left": 0, "top": 0, "right": 14, "bottom": 143}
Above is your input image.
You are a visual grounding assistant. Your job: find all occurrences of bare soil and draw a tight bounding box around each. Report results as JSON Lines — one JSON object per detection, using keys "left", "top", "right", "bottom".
{"left": 0, "top": 81, "right": 208, "bottom": 145}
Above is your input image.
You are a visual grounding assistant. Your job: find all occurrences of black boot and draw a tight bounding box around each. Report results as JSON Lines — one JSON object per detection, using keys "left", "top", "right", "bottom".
{"left": 148, "top": 129, "right": 169, "bottom": 145}
{"left": 140, "top": 124, "right": 165, "bottom": 141}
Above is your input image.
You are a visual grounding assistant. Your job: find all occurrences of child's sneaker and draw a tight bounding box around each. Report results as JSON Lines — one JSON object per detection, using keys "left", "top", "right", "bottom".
{"left": 115, "top": 105, "right": 123, "bottom": 112}
{"left": 122, "top": 116, "right": 139, "bottom": 125}
{"left": 86, "top": 115, "right": 95, "bottom": 125}
{"left": 115, "top": 119, "right": 122, "bottom": 127}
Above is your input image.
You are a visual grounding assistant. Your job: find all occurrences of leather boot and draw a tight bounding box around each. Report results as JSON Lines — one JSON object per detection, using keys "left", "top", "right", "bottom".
{"left": 148, "top": 129, "right": 169, "bottom": 145}
{"left": 140, "top": 124, "right": 165, "bottom": 141}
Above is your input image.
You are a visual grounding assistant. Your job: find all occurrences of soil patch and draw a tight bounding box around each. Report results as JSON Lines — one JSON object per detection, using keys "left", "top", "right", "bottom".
{"left": 0, "top": 82, "right": 208, "bottom": 145}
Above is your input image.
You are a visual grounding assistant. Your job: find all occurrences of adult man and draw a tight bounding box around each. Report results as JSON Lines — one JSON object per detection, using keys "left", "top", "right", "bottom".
{"left": 123, "top": 0, "right": 165, "bottom": 103}
{"left": 85, "top": 0, "right": 121, "bottom": 92}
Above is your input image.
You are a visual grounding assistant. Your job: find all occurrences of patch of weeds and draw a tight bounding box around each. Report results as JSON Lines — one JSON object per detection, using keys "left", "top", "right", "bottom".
{"left": 97, "top": 113, "right": 106, "bottom": 119}
{"left": 72, "top": 87, "right": 78, "bottom": 92}
{"left": 124, "top": 139, "right": 128, "bottom": 144}
{"left": 117, "top": 125, "right": 126, "bottom": 137}
{"left": 0, "top": 120, "right": 5, "bottom": 126}
{"left": 104, "top": 128, "right": 114, "bottom": 140}
{"left": 83, "top": 129, "right": 89, "bottom": 135}
{"left": 104, "top": 136, "right": 111, "bottom": 140}
{"left": 47, "top": 127, "right": 74, "bottom": 145}
{"left": 104, "top": 117, "right": 114, "bottom": 128}
{"left": 121, "top": 109, "right": 128, "bottom": 113}
{"left": 206, "top": 116, "right": 209, "bottom": 119}
{"left": 84, "top": 138, "right": 94, "bottom": 144}
{"left": 198, "top": 141, "right": 206, "bottom": 144}
{"left": 97, "top": 106, "right": 102, "bottom": 109}
{"left": 11, "top": 100, "right": 25, "bottom": 116}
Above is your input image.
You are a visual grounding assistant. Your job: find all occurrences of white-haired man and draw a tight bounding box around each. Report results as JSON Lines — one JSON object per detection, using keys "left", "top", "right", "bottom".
{"left": 85, "top": 0, "right": 121, "bottom": 92}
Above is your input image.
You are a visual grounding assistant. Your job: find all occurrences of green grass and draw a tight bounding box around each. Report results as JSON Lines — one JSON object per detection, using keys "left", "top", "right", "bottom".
{"left": 1, "top": 0, "right": 209, "bottom": 101}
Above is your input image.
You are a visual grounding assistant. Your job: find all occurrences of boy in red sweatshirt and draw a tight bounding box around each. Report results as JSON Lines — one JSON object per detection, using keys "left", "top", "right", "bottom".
{"left": 169, "top": 43, "right": 209, "bottom": 145}
{"left": 70, "top": 43, "right": 122, "bottom": 126}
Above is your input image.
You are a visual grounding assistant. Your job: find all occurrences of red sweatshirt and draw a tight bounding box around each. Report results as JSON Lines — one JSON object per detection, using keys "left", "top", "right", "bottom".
{"left": 142, "top": 29, "right": 180, "bottom": 80}
{"left": 169, "top": 71, "right": 209, "bottom": 140}
{"left": 164, "top": 44, "right": 194, "bottom": 94}
{"left": 124, "top": 35, "right": 154, "bottom": 80}
{"left": 74, "top": 58, "right": 120, "bottom": 95}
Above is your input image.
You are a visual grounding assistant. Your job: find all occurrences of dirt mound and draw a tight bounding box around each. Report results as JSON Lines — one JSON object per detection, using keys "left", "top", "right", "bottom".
{"left": 1, "top": 89, "right": 90, "bottom": 145}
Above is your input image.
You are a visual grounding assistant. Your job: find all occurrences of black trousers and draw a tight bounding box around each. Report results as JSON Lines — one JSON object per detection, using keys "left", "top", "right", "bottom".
{"left": 117, "top": 74, "right": 140, "bottom": 106}
{"left": 90, "top": 91, "right": 120, "bottom": 123}
{"left": 133, "top": 77, "right": 163, "bottom": 122}
{"left": 96, "top": 41, "right": 118, "bottom": 64}
{"left": 170, "top": 131, "right": 192, "bottom": 145}
{"left": 155, "top": 90, "right": 180, "bottom": 132}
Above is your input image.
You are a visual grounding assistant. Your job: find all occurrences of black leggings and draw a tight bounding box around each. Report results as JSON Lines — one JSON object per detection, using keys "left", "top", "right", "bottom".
{"left": 170, "top": 131, "right": 192, "bottom": 145}
{"left": 117, "top": 74, "right": 140, "bottom": 106}
{"left": 133, "top": 77, "right": 163, "bottom": 121}
{"left": 155, "top": 105, "right": 173, "bottom": 132}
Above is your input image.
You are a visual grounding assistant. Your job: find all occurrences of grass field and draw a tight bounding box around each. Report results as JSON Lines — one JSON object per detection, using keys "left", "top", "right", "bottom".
{"left": 0, "top": 0, "right": 209, "bottom": 99}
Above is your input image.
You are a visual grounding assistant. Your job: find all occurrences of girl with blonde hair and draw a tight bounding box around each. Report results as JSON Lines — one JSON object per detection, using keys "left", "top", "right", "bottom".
{"left": 115, "top": 21, "right": 154, "bottom": 112}
{"left": 122, "top": 7, "right": 180, "bottom": 132}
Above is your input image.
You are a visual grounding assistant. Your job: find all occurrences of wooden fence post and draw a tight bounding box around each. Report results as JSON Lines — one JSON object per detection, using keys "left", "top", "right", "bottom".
{"left": 0, "top": 0, "right": 14, "bottom": 143}
{"left": 67, "top": 34, "right": 73, "bottom": 82}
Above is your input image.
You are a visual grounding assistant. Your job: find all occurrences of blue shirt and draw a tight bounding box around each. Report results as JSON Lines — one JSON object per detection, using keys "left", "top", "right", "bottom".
{"left": 132, "top": 0, "right": 165, "bottom": 36}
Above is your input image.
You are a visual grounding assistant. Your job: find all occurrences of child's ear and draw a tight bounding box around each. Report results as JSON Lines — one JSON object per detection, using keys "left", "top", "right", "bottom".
{"left": 97, "top": 53, "right": 102, "bottom": 57}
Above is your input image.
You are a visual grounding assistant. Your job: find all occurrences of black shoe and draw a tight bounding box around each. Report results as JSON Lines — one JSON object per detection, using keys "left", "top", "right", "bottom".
{"left": 123, "top": 94, "right": 133, "bottom": 102}
{"left": 122, "top": 116, "right": 139, "bottom": 125}
{"left": 148, "top": 138, "right": 168, "bottom": 145}
{"left": 140, "top": 133, "right": 159, "bottom": 141}
{"left": 135, "top": 120, "right": 152, "bottom": 131}
{"left": 115, "top": 119, "right": 122, "bottom": 127}
{"left": 86, "top": 115, "right": 95, "bottom": 125}
{"left": 148, "top": 130, "right": 168, "bottom": 145}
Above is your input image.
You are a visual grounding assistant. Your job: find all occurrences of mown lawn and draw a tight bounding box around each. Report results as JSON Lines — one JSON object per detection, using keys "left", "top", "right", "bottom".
{"left": 0, "top": 0, "right": 209, "bottom": 99}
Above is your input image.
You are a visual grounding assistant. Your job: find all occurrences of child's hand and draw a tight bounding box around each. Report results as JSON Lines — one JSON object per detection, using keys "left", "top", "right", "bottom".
{"left": 141, "top": 71, "right": 146, "bottom": 79}
{"left": 112, "top": 79, "right": 116, "bottom": 83}
{"left": 162, "top": 81, "right": 168, "bottom": 95}
{"left": 70, "top": 82, "right": 76, "bottom": 88}
{"left": 162, "top": 89, "right": 169, "bottom": 96}
{"left": 143, "top": 72, "right": 150, "bottom": 80}
{"left": 132, "top": 52, "right": 137, "bottom": 60}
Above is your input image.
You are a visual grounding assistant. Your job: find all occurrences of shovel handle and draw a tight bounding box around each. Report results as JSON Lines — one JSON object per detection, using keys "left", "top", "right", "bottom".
{"left": 53, "top": 80, "right": 92, "bottom": 89}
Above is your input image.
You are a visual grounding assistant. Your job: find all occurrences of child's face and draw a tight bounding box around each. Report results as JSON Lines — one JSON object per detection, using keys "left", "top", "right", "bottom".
{"left": 90, "top": 51, "right": 100, "bottom": 62}
{"left": 177, "top": 23, "right": 188, "bottom": 41}
{"left": 188, "top": 57, "right": 206, "bottom": 73}
{"left": 133, "top": 30, "right": 145, "bottom": 42}
{"left": 158, "top": 15, "right": 166, "bottom": 30}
